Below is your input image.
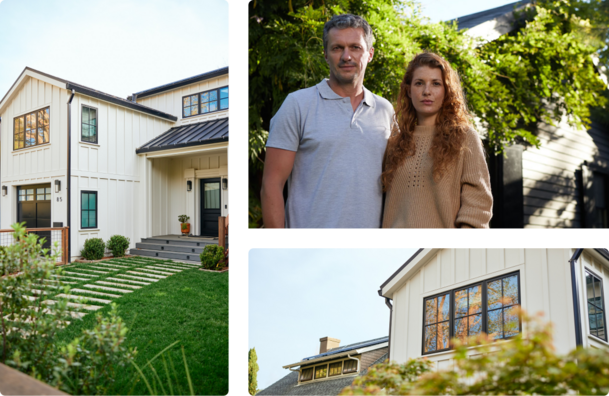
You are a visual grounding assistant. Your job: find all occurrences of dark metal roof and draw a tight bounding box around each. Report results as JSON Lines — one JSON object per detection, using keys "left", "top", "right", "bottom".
{"left": 129, "top": 66, "right": 229, "bottom": 100}
{"left": 136, "top": 117, "right": 228, "bottom": 154}
{"left": 301, "top": 336, "right": 388, "bottom": 361}
{"left": 451, "top": 0, "right": 531, "bottom": 30}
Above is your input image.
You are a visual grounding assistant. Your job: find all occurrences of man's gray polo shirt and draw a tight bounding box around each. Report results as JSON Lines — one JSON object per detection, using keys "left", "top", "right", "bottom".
{"left": 267, "top": 79, "right": 393, "bottom": 228}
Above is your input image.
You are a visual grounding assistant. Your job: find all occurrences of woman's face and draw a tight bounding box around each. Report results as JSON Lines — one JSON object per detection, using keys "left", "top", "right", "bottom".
{"left": 408, "top": 66, "right": 445, "bottom": 123}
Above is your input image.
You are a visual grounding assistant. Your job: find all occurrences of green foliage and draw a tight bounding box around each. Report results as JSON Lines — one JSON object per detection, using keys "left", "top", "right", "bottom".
{"left": 248, "top": 0, "right": 609, "bottom": 227}
{"left": 340, "top": 310, "right": 609, "bottom": 395}
{"left": 249, "top": 348, "right": 260, "bottom": 395}
{"left": 178, "top": 215, "right": 190, "bottom": 224}
{"left": 80, "top": 237, "right": 105, "bottom": 260}
{"left": 106, "top": 235, "right": 130, "bottom": 258}
{"left": 200, "top": 245, "right": 226, "bottom": 270}
{"left": 0, "top": 223, "right": 135, "bottom": 394}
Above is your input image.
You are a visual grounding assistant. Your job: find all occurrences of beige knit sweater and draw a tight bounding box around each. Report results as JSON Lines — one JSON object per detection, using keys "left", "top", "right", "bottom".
{"left": 382, "top": 125, "right": 493, "bottom": 228}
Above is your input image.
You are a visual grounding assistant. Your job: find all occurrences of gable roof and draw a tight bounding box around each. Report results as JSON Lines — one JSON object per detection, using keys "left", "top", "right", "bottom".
{"left": 451, "top": 1, "right": 532, "bottom": 42}
{"left": 136, "top": 117, "right": 228, "bottom": 154}
{"left": 259, "top": 351, "right": 388, "bottom": 396}
{"left": 128, "top": 66, "right": 229, "bottom": 101}
{"left": 0, "top": 67, "right": 177, "bottom": 121}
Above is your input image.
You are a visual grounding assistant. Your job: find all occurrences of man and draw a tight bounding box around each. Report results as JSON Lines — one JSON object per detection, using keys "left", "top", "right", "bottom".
{"left": 261, "top": 14, "right": 394, "bottom": 228}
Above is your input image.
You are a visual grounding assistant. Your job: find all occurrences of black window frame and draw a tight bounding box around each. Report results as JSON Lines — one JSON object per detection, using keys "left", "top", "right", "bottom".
{"left": 421, "top": 271, "right": 522, "bottom": 356}
{"left": 81, "top": 104, "right": 98, "bottom": 144}
{"left": 585, "top": 268, "right": 607, "bottom": 342}
{"left": 13, "top": 106, "right": 51, "bottom": 151}
{"left": 80, "top": 190, "right": 98, "bottom": 230}
{"left": 182, "top": 85, "right": 228, "bottom": 119}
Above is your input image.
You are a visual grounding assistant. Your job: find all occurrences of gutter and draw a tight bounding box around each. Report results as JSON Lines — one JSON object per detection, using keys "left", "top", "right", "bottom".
{"left": 379, "top": 290, "right": 393, "bottom": 361}
{"left": 67, "top": 89, "right": 75, "bottom": 263}
{"left": 569, "top": 248, "right": 584, "bottom": 347}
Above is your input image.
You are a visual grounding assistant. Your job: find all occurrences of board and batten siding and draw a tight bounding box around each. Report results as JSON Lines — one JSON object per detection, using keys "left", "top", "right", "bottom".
{"left": 136, "top": 74, "right": 228, "bottom": 124}
{"left": 389, "top": 249, "right": 577, "bottom": 367}
{"left": 0, "top": 77, "right": 69, "bottom": 229}
{"left": 522, "top": 120, "right": 609, "bottom": 228}
{"left": 149, "top": 151, "right": 228, "bottom": 236}
{"left": 70, "top": 93, "right": 175, "bottom": 258}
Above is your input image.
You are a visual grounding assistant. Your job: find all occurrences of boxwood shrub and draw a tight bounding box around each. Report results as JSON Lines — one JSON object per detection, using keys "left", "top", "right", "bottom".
{"left": 200, "top": 245, "right": 225, "bottom": 270}
{"left": 106, "top": 235, "right": 130, "bottom": 258}
{"left": 81, "top": 237, "right": 105, "bottom": 260}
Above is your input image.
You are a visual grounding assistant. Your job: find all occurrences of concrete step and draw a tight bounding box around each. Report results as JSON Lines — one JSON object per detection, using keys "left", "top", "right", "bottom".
{"left": 129, "top": 248, "right": 201, "bottom": 263}
{"left": 136, "top": 242, "right": 206, "bottom": 255}
{"left": 141, "top": 237, "right": 217, "bottom": 249}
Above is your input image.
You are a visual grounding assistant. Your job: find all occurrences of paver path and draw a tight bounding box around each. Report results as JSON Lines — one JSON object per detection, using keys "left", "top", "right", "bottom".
{"left": 30, "top": 257, "right": 200, "bottom": 320}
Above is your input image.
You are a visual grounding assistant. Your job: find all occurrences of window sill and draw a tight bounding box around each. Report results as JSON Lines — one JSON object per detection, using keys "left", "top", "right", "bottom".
{"left": 79, "top": 229, "right": 100, "bottom": 232}
{"left": 12, "top": 143, "right": 52, "bottom": 154}
{"left": 588, "top": 334, "right": 609, "bottom": 347}
{"left": 79, "top": 141, "right": 100, "bottom": 147}
{"left": 297, "top": 373, "right": 358, "bottom": 386}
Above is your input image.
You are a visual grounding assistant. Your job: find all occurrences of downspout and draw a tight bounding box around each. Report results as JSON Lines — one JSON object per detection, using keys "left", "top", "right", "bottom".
{"left": 569, "top": 248, "right": 584, "bottom": 347}
{"left": 379, "top": 289, "right": 393, "bottom": 361}
{"left": 67, "top": 89, "right": 75, "bottom": 263}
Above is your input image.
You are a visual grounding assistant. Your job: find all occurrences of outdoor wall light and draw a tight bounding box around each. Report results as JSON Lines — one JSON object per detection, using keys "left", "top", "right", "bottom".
{"left": 187, "top": 180, "right": 192, "bottom": 192}
{"left": 55, "top": 179, "right": 61, "bottom": 193}
{"left": 1, "top": 186, "right": 6, "bottom": 196}
{"left": 222, "top": 178, "right": 228, "bottom": 190}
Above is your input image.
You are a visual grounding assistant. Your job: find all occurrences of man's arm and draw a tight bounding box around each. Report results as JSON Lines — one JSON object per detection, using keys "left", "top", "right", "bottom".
{"left": 261, "top": 148, "right": 297, "bottom": 228}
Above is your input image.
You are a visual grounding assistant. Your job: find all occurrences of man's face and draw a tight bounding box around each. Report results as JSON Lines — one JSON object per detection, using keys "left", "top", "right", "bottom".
{"left": 324, "top": 27, "right": 373, "bottom": 86}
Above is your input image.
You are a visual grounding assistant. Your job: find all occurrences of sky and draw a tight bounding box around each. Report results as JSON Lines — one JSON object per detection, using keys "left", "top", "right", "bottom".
{"left": 420, "top": 0, "right": 520, "bottom": 23}
{"left": 249, "top": 249, "right": 418, "bottom": 390}
{"left": 0, "top": 0, "right": 228, "bottom": 100}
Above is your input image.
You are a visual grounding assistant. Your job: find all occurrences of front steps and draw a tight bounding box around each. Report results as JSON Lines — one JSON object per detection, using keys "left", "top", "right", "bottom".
{"left": 130, "top": 236, "right": 218, "bottom": 263}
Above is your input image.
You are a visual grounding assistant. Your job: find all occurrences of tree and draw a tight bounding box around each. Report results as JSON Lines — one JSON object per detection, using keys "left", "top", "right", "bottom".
{"left": 340, "top": 310, "right": 609, "bottom": 395}
{"left": 248, "top": 348, "right": 260, "bottom": 395}
{"left": 248, "top": 0, "right": 609, "bottom": 227}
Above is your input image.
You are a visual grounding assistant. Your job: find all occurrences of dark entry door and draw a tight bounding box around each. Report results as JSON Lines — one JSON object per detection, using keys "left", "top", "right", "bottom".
{"left": 17, "top": 184, "right": 52, "bottom": 250}
{"left": 200, "top": 178, "right": 221, "bottom": 237}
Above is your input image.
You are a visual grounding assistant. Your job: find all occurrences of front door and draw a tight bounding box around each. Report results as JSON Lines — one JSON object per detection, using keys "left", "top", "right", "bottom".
{"left": 17, "top": 184, "right": 52, "bottom": 250}
{"left": 200, "top": 178, "right": 221, "bottom": 237}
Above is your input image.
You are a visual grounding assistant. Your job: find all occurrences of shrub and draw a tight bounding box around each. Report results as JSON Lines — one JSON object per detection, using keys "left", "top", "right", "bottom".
{"left": 80, "top": 238, "right": 105, "bottom": 260}
{"left": 106, "top": 235, "right": 130, "bottom": 258}
{"left": 200, "top": 245, "right": 225, "bottom": 270}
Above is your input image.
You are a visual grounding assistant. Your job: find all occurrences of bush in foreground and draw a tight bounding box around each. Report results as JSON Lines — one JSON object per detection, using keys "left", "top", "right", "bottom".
{"left": 200, "top": 245, "right": 226, "bottom": 270}
{"left": 340, "top": 310, "right": 609, "bottom": 395}
{"left": 106, "top": 235, "right": 130, "bottom": 258}
{"left": 80, "top": 238, "right": 105, "bottom": 260}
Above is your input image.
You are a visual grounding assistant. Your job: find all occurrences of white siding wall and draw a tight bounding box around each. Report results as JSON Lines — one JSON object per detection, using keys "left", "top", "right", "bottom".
{"left": 390, "top": 249, "right": 578, "bottom": 366}
{"left": 136, "top": 74, "right": 228, "bottom": 125}
{"left": 69, "top": 93, "right": 175, "bottom": 259}
{"left": 149, "top": 150, "right": 228, "bottom": 236}
{"left": 0, "top": 77, "right": 68, "bottom": 229}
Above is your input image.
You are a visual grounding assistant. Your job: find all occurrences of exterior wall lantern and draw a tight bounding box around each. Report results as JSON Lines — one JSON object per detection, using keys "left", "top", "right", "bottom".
{"left": 55, "top": 179, "right": 61, "bottom": 193}
{"left": 222, "top": 178, "right": 228, "bottom": 190}
{"left": 187, "top": 180, "right": 192, "bottom": 192}
{"left": 1, "top": 186, "right": 6, "bottom": 196}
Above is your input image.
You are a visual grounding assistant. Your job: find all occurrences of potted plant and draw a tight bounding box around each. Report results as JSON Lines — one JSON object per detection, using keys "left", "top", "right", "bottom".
{"left": 178, "top": 214, "right": 190, "bottom": 236}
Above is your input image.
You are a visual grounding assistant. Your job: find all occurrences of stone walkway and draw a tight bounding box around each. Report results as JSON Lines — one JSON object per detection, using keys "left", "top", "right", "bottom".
{"left": 36, "top": 257, "right": 200, "bottom": 320}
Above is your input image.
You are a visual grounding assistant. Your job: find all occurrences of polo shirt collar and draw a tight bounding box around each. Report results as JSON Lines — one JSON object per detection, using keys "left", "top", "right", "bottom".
{"left": 317, "top": 79, "right": 376, "bottom": 108}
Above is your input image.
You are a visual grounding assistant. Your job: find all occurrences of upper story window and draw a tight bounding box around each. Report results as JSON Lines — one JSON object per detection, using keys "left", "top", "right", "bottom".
{"left": 586, "top": 270, "right": 607, "bottom": 341}
{"left": 298, "top": 357, "right": 360, "bottom": 383}
{"left": 182, "top": 86, "right": 228, "bottom": 118}
{"left": 13, "top": 107, "right": 50, "bottom": 150}
{"left": 423, "top": 272, "right": 521, "bottom": 355}
{"left": 81, "top": 105, "right": 98, "bottom": 144}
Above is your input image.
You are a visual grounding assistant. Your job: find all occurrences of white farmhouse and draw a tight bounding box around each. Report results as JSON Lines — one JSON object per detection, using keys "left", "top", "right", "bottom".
{"left": 379, "top": 249, "right": 608, "bottom": 368}
{"left": 0, "top": 67, "right": 228, "bottom": 262}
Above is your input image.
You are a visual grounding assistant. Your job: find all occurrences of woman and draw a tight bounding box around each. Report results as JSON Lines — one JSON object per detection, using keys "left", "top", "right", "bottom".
{"left": 382, "top": 52, "right": 493, "bottom": 228}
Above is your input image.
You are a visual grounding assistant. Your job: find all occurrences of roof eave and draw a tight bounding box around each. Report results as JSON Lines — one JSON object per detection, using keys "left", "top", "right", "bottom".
{"left": 0, "top": 67, "right": 68, "bottom": 114}
{"left": 135, "top": 136, "right": 228, "bottom": 154}
{"left": 281, "top": 342, "right": 388, "bottom": 369}
{"left": 379, "top": 249, "right": 437, "bottom": 299}
{"left": 132, "top": 67, "right": 229, "bottom": 100}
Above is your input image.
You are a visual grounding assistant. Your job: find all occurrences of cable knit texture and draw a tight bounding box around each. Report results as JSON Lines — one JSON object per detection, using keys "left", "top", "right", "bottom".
{"left": 382, "top": 125, "right": 493, "bottom": 228}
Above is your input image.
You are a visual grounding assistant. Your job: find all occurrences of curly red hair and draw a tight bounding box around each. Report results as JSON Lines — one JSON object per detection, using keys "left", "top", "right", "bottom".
{"left": 382, "top": 52, "right": 472, "bottom": 190}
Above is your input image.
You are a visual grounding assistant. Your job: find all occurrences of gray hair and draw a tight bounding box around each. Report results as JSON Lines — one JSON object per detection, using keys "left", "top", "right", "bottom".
{"left": 322, "top": 14, "right": 374, "bottom": 52}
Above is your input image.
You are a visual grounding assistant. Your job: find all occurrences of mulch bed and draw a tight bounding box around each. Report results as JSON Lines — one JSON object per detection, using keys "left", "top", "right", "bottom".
{"left": 73, "top": 255, "right": 135, "bottom": 263}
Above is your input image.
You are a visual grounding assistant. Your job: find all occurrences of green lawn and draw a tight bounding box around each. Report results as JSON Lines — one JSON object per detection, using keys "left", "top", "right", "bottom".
{"left": 54, "top": 259, "right": 228, "bottom": 395}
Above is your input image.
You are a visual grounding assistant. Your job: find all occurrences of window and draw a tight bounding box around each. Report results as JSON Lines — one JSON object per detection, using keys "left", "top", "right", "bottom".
{"left": 422, "top": 272, "right": 521, "bottom": 355}
{"left": 328, "top": 361, "right": 342, "bottom": 377}
{"left": 342, "top": 359, "right": 358, "bottom": 374}
{"left": 586, "top": 270, "right": 607, "bottom": 341}
{"left": 13, "top": 107, "right": 50, "bottom": 150}
{"left": 81, "top": 191, "right": 97, "bottom": 229}
{"left": 182, "top": 86, "right": 228, "bottom": 118}
{"left": 314, "top": 365, "right": 327, "bottom": 379}
{"left": 82, "top": 106, "right": 98, "bottom": 143}
{"left": 299, "top": 367, "right": 313, "bottom": 382}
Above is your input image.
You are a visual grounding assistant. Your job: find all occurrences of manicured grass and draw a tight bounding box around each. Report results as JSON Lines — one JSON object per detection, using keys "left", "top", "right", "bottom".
{"left": 55, "top": 266, "right": 228, "bottom": 395}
